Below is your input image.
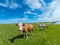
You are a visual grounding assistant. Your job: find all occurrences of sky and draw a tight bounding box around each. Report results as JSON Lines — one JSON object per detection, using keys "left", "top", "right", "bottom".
{"left": 0, "top": 0, "right": 60, "bottom": 24}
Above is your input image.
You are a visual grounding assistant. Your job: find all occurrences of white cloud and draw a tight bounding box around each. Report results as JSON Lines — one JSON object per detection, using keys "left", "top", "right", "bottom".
{"left": 24, "top": 0, "right": 46, "bottom": 10}
{"left": 36, "top": 0, "right": 60, "bottom": 22}
{"left": 0, "top": 0, "right": 21, "bottom": 9}
{"left": 24, "top": 0, "right": 60, "bottom": 22}
{"left": 9, "top": 2, "right": 19, "bottom": 9}
{"left": 52, "top": 7, "right": 60, "bottom": 18}
{"left": 24, "top": 10, "right": 37, "bottom": 15}
{"left": 0, "top": 3, "right": 7, "bottom": 7}
{"left": 0, "top": 0, "right": 8, "bottom": 7}
{"left": 24, "top": 11, "right": 32, "bottom": 14}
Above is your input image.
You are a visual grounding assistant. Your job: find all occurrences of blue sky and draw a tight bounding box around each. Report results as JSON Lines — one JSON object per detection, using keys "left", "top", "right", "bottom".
{"left": 0, "top": 0, "right": 60, "bottom": 24}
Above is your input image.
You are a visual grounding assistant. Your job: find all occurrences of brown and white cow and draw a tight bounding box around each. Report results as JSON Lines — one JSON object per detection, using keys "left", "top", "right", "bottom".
{"left": 16, "top": 23, "right": 33, "bottom": 39}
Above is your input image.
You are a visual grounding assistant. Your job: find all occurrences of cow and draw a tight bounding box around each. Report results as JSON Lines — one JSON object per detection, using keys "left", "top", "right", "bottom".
{"left": 38, "top": 24, "right": 48, "bottom": 30}
{"left": 16, "top": 23, "right": 33, "bottom": 39}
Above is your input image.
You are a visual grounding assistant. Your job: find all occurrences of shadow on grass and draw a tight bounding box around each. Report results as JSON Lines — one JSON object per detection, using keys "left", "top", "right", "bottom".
{"left": 9, "top": 34, "right": 31, "bottom": 43}
{"left": 9, "top": 34, "right": 24, "bottom": 43}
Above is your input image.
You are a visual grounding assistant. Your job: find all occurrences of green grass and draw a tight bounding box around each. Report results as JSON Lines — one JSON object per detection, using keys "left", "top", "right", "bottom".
{"left": 0, "top": 23, "right": 60, "bottom": 45}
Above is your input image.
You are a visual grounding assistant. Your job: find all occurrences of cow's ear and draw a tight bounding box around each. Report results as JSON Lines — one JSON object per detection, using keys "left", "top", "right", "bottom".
{"left": 23, "top": 24, "right": 25, "bottom": 26}
{"left": 16, "top": 24, "right": 18, "bottom": 26}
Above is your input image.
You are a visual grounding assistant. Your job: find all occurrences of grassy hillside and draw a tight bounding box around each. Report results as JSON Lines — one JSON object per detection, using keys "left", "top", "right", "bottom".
{"left": 0, "top": 24, "right": 60, "bottom": 45}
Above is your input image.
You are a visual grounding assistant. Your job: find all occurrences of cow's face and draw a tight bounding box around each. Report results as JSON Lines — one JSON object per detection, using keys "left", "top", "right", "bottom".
{"left": 18, "top": 23, "right": 23, "bottom": 31}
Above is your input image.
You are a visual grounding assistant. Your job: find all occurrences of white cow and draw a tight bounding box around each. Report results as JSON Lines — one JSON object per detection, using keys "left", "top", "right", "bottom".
{"left": 38, "top": 24, "right": 48, "bottom": 30}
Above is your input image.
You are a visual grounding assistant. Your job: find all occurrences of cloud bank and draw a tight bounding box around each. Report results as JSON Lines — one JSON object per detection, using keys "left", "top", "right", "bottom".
{"left": 0, "top": 0, "right": 60, "bottom": 23}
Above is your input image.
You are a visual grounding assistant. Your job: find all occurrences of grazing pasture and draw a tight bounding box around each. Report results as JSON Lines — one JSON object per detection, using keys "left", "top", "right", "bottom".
{"left": 0, "top": 23, "right": 60, "bottom": 45}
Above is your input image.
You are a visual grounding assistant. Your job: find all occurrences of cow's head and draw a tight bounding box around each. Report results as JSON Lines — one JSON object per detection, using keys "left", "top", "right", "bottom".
{"left": 16, "top": 23, "right": 22, "bottom": 26}
{"left": 18, "top": 22, "right": 23, "bottom": 26}
{"left": 17, "top": 22, "right": 23, "bottom": 31}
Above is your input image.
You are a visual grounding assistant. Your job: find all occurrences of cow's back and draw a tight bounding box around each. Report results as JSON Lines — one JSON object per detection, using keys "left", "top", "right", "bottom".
{"left": 22, "top": 24, "right": 33, "bottom": 32}
{"left": 26, "top": 24, "right": 33, "bottom": 29}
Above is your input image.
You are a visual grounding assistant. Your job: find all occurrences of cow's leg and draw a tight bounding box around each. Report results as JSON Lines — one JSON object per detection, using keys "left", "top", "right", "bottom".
{"left": 26, "top": 33, "right": 28, "bottom": 39}
{"left": 23, "top": 30, "right": 26, "bottom": 38}
{"left": 23, "top": 30, "right": 28, "bottom": 39}
{"left": 25, "top": 30, "right": 28, "bottom": 39}
{"left": 23, "top": 32, "right": 26, "bottom": 38}
{"left": 22, "top": 30, "right": 25, "bottom": 38}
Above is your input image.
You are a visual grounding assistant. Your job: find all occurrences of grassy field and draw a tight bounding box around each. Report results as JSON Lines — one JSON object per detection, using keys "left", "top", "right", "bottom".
{"left": 0, "top": 23, "right": 60, "bottom": 45}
